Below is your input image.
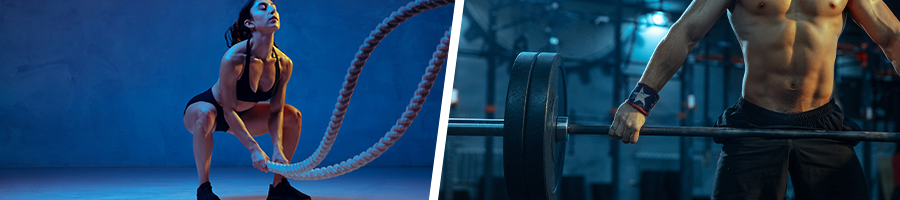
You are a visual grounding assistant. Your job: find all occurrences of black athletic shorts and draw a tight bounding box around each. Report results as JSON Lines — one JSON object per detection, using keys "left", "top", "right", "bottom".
{"left": 184, "top": 89, "right": 248, "bottom": 132}
{"left": 711, "top": 97, "right": 868, "bottom": 200}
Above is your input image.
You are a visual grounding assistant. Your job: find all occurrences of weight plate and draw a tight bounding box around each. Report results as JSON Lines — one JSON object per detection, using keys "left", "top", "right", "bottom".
{"left": 504, "top": 52, "right": 565, "bottom": 200}
{"left": 523, "top": 52, "right": 563, "bottom": 200}
{"left": 504, "top": 52, "right": 538, "bottom": 200}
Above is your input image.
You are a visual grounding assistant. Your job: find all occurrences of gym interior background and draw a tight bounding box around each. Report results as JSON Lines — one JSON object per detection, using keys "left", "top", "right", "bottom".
{"left": 440, "top": 0, "right": 900, "bottom": 200}
{"left": 0, "top": 0, "right": 452, "bottom": 198}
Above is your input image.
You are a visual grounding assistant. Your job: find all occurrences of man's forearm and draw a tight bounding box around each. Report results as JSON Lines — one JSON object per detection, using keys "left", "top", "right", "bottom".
{"left": 891, "top": 35, "right": 900, "bottom": 74}
{"left": 883, "top": 35, "right": 900, "bottom": 75}
{"left": 893, "top": 60, "right": 899, "bottom": 75}
{"left": 638, "top": 28, "right": 697, "bottom": 90}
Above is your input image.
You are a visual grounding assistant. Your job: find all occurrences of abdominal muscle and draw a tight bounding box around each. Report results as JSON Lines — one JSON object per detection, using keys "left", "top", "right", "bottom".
{"left": 741, "top": 52, "right": 835, "bottom": 114}
{"left": 728, "top": 0, "right": 846, "bottom": 114}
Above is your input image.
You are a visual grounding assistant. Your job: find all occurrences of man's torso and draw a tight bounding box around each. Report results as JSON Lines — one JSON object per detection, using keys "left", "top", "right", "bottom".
{"left": 727, "top": 0, "right": 848, "bottom": 113}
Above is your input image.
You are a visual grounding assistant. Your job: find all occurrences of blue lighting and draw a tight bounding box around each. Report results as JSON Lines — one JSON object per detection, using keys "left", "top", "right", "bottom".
{"left": 650, "top": 11, "right": 668, "bottom": 26}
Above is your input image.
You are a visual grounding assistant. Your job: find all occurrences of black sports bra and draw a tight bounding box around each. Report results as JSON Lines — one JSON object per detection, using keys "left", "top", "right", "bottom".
{"left": 236, "top": 41, "right": 281, "bottom": 102}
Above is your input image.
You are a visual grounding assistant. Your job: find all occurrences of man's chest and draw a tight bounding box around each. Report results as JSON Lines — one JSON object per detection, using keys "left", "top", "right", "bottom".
{"left": 733, "top": 0, "right": 847, "bottom": 17}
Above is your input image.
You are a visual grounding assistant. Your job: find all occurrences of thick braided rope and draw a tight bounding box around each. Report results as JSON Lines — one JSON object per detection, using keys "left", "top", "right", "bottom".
{"left": 280, "top": 31, "right": 450, "bottom": 180}
{"left": 266, "top": 0, "right": 454, "bottom": 180}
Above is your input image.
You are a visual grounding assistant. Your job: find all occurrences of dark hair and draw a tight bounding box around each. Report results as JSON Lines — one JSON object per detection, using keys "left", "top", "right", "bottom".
{"left": 224, "top": 0, "right": 256, "bottom": 48}
{"left": 224, "top": 0, "right": 279, "bottom": 49}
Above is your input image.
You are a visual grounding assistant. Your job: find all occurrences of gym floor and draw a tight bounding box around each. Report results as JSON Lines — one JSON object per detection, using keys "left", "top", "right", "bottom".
{"left": 0, "top": 166, "right": 432, "bottom": 200}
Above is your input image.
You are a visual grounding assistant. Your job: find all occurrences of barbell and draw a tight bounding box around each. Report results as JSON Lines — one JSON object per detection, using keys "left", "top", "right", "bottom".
{"left": 446, "top": 52, "right": 900, "bottom": 200}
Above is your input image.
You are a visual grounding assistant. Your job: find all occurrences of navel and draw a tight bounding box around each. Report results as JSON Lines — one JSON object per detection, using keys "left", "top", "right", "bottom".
{"left": 758, "top": 2, "right": 765, "bottom": 8}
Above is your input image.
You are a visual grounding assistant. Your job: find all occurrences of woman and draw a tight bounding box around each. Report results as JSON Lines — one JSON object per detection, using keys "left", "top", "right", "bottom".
{"left": 183, "top": 0, "right": 309, "bottom": 199}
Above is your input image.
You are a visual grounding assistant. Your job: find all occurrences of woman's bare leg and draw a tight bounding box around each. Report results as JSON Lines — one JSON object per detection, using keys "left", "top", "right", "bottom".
{"left": 184, "top": 102, "right": 218, "bottom": 185}
{"left": 234, "top": 103, "right": 303, "bottom": 185}
{"left": 274, "top": 104, "right": 302, "bottom": 185}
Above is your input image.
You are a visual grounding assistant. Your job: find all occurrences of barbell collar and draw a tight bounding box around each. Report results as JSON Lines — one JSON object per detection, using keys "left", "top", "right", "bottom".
{"left": 556, "top": 117, "right": 568, "bottom": 142}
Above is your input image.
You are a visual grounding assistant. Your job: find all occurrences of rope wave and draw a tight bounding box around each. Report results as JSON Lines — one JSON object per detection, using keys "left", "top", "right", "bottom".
{"left": 266, "top": 0, "right": 454, "bottom": 180}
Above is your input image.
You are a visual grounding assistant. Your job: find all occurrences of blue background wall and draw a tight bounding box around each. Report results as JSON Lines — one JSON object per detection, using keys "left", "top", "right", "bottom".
{"left": 0, "top": 0, "right": 454, "bottom": 167}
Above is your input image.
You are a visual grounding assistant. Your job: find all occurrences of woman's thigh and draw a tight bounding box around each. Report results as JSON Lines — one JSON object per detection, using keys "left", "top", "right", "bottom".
{"left": 184, "top": 101, "right": 218, "bottom": 134}
{"left": 227, "top": 103, "right": 301, "bottom": 137}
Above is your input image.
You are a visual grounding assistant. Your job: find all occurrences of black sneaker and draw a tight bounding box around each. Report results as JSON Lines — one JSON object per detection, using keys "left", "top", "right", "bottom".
{"left": 267, "top": 178, "right": 312, "bottom": 200}
{"left": 197, "top": 181, "right": 221, "bottom": 200}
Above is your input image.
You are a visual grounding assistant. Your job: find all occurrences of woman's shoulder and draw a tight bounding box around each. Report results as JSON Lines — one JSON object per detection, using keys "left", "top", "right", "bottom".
{"left": 221, "top": 40, "right": 249, "bottom": 64}
{"left": 274, "top": 47, "right": 292, "bottom": 66}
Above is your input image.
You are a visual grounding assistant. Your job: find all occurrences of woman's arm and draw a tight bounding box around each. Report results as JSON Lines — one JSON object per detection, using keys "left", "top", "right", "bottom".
{"left": 217, "top": 44, "right": 268, "bottom": 171}
{"left": 268, "top": 49, "right": 293, "bottom": 159}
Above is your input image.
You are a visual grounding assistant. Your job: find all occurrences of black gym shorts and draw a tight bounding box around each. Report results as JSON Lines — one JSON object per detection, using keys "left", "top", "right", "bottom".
{"left": 184, "top": 89, "right": 249, "bottom": 132}
{"left": 711, "top": 97, "right": 868, "bottom": 200}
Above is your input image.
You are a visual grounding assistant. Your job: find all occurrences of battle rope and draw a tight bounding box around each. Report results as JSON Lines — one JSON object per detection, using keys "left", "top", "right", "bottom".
{"left": 266, "top": 0, "right": 454, "bottom": 180}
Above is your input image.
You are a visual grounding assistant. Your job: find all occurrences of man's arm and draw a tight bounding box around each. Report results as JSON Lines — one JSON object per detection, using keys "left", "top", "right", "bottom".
{"left": 848, "top": 0, "right": 900, "bottom": 74}
{"left": 639, "top": 0, "right": 733, "bottom": 90}
{"left": 609, "top": 0, "right": 733, "bottom": 144}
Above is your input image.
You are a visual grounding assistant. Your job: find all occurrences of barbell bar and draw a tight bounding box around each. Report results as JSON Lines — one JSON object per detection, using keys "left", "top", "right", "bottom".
{"left": 448, "top": 117, "right": 900, "bottom": 141}
{"left": 445, "top": 52, "right": 900, "bottom": 200}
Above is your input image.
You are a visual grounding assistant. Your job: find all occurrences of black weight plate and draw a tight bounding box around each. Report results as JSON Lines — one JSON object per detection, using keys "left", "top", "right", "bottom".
{"left": 503, "top": 52, "right": 538, "bottom": 200}
{"left": 523, "top": 52, "right": 563, "bottom": 200}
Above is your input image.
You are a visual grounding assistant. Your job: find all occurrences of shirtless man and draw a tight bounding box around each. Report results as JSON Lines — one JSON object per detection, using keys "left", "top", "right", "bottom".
{"left": 608, "top": 0, "right": 899, "bottom": 199}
